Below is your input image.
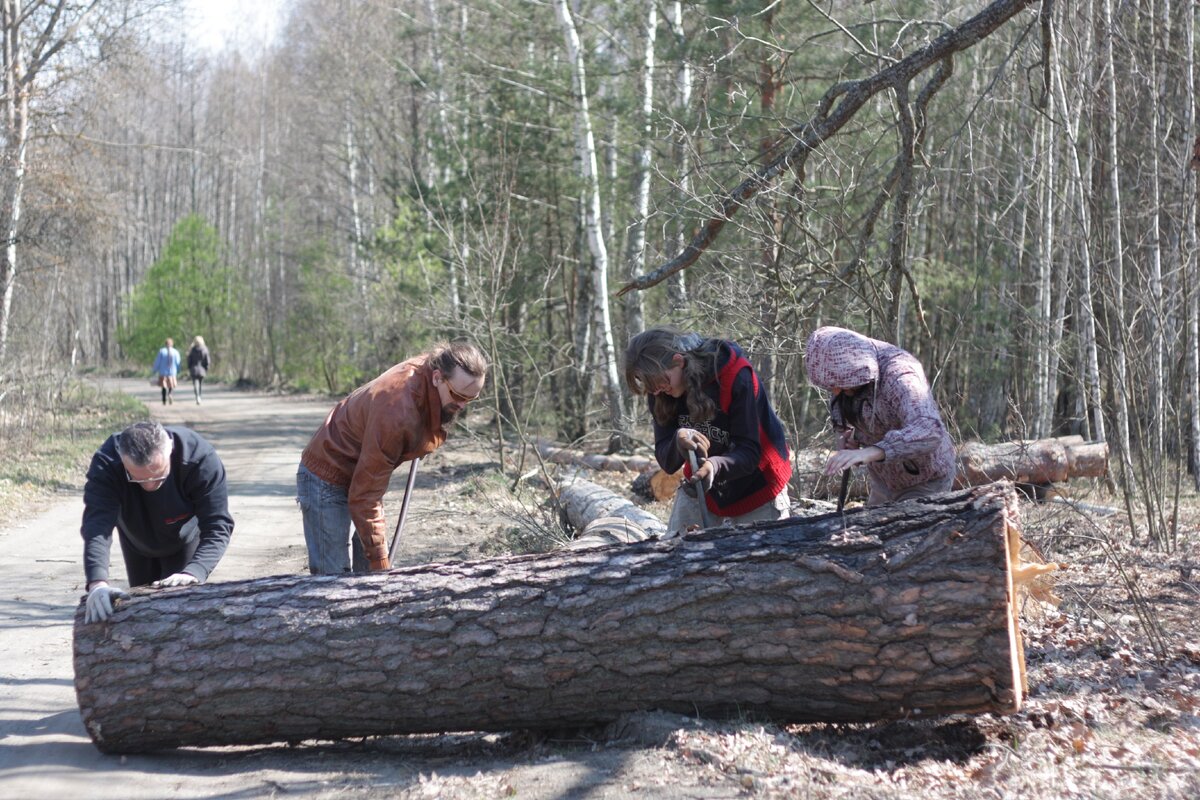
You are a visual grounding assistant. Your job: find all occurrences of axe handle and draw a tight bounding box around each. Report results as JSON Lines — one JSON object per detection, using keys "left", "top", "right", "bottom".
{"left": 688, "top": 450, "right": 716, "bottom": 529}
{"left": 388, "top": 457, "right": 420, "bottom": 562}
{"left": 836, "top": 468, "right": 851, "bottom": 514}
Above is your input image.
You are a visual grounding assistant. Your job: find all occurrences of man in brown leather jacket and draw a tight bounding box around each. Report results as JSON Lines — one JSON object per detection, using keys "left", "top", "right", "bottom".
{"left": 297, "top": 341, "right": 489, "bottom": 574}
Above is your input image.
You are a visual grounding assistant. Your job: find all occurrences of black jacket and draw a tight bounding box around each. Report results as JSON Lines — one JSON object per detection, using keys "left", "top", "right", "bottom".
{"left": 81, "top": 426, "right": 233, "bottom": 585}
{"left": 187, "top": 345, "right": 210, "bottom": 378}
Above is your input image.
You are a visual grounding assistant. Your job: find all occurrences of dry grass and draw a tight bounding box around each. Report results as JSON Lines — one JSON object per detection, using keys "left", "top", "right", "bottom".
{"left": 624, "top": 490, "right": 1200, "bottom": 799}
{"left": 0, "top": 374, "right": 145, "bottom": 529}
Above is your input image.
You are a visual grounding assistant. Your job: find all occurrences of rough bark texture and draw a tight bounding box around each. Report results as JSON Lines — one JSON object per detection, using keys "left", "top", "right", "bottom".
{"left": 954, "top": 436, "right": 1108, "bottom": 487}
{"left": 75, "top": 484, "right": 1027, "bottom": 754}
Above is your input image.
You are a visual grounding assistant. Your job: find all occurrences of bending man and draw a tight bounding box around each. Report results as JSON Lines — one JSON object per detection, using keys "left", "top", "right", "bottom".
{"left": 81, "top": 421, "right": 235, "bottom": 623}
{"left": 297, "top": 341, "right": 489, "bottom": 574}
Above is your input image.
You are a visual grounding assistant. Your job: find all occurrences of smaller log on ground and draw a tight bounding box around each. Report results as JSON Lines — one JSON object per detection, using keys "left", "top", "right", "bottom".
{"left": 75, "top": 484, "right": 1032, "bottom": 754}
{"left": 535, "top": 438, "right": 653, "bottom": 473}
{"left": 557, "top": 474, "right": 666, "bottom": 548}
{"left": 788, "top": 437, "right": 1110, "bottom": 501}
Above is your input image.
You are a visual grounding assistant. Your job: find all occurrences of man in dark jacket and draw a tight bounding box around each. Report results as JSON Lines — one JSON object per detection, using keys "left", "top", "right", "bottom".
{"left": 80, "top": 421, "right": 235, "bottom": 623}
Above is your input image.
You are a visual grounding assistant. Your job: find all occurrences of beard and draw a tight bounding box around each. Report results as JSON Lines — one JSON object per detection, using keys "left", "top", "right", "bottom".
{"left": 441, "top": 404, "right": 461, "bottom": 425}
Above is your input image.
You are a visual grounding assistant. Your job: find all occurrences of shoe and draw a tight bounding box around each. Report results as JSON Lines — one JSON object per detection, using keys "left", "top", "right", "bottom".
{"left": 168, "top": 395, "right": 173, "bottom": 405}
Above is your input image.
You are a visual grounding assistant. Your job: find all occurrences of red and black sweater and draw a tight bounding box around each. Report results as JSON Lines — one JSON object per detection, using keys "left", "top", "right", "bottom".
{"left": 651, "top": 341, "right": 792, "bottom": 517}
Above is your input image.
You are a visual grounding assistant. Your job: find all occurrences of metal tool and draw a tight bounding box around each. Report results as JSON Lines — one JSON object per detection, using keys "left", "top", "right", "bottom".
{"left": 687, "top": 450, "right": 716, "bottom": 529}
{"left": 387, "top": 457, "right": 421, "bottom": 562}
{"left": 836, "top": 468, "right": 851, "bottom": 514}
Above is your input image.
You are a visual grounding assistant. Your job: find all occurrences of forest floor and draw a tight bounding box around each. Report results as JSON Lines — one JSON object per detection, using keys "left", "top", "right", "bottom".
{"left": 1, "top": 377, "right": 1198, "bottom": 799}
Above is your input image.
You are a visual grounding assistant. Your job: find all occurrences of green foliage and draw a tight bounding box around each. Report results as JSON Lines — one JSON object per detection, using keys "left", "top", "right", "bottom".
{"left": 119, "top": 215, "right": 243, "bottom": 370}
{"left": 280, "top": 240, "right": 359, "bottom": 394}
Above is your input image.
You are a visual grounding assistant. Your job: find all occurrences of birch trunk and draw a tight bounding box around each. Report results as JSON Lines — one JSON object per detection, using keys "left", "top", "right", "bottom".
{"left": 426, "top": 0, "right": 463, "bottom": 317}
{"left": 554, "top": 0, "right": 626, "bottom": 445}
{"left": 667, "top": 1, "right": 690, "bottom": 307}
{"left": 1034, "top": 111, "right": 1056, "bottom": 439}
{"left": 1147, "top": 0, "right": 1164, "bottom": 462}
{"left": 1187, "top": 2, "right": 1200, "bottom": 489}
{"left": 1101, "top": 0, "right": 1135, "bottom": 505}
{"left": 623, "top": 0, "right": 656, "bottom": 339}
{"left": 1052, "top": 3, "right": 1105, "bottom": 443}
{"left": 0, "top": 0, "right": 28, "bottom": 362}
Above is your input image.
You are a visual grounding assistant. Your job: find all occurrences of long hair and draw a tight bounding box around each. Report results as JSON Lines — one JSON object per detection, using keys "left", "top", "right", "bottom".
{"left": 428, "top": 340, "right": 489, "bottom": 379}
{"left": 624, "top": 326, "right": 720, "bottom": 426}
{"left": 829, "top": 384, "right": 874, "bottom": 430}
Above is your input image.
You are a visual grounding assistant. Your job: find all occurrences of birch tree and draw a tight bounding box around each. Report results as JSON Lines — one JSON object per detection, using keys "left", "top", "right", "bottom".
{"left": 554, "top": 0, "right": 625, "bottom": 447}
{"left": 1188, "top": 3, "right": 1200, "bottom": 491}
{"left": 0, "top": 0, "right": 106, "bottom": 361}
{"left": 622, "top": 0, "right": 655, "bottom": 340}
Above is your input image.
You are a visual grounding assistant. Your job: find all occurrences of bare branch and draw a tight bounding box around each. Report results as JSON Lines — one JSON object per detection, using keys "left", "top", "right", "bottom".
{"left": 616, "top": 0, "right": 1039, "bottom": 297}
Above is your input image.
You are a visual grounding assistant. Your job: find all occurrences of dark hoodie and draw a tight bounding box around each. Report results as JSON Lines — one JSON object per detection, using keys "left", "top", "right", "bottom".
{"left": 81, "top": 426, "right": 233, "bottom": 585}
{"left": 651, "top": 340, "right": 792, "bottom": 516}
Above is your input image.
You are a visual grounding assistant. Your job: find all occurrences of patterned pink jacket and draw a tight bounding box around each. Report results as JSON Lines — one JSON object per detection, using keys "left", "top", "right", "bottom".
{"left": 805, "top": 326, "right": 956, "bottom": 493}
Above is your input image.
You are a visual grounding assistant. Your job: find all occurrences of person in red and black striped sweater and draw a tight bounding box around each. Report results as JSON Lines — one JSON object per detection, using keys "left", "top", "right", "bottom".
{"left": 624, "top": 327, "right": 792, "bottom": 533}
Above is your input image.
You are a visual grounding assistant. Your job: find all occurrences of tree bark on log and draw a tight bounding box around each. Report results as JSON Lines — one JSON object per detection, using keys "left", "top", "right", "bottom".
{"left": 782, "top": 436, "right": 1107, "bottom": 501}
{"left": 557, "top": 473, "right": 665, "bottom": 548}
{"left": 535, "top": 437, "right": 654, "bottom": 473}
{"left": 75, "top": 484, "right": 1029, "bottom": 754}
{"left": 630, "top": 436, "right": 1108, "bottom": 502}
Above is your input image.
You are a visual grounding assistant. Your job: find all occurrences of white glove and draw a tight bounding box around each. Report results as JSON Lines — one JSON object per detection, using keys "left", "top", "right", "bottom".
{"left": 84, "top": 583, "right": 129, "bottom": 624}
{"left": 153, "top": 572, "right": 198, "bottom": 588}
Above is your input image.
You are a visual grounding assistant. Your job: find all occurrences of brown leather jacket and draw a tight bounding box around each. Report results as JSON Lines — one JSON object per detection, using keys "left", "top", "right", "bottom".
{"left": 300, "top": 356, "right": 446, "bottom": 569}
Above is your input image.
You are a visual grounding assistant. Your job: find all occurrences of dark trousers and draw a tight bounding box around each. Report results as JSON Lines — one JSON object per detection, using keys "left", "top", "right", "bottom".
{"left": 117, "top": 528, "right": 200, "bottom": 587}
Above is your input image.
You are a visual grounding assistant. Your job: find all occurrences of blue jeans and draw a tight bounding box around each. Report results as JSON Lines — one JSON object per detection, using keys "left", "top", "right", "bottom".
{"left": 296, "top": 464, "right": 367, "bottom": 574}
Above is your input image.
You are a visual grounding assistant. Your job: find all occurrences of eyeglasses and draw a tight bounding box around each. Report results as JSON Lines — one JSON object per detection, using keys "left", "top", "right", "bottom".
{"left": 125, "top": 467, "right": 170, "bottom": 485}
{"left": 436, "top": 370, "right": 481, "bottom": 404}
{"left": 446, "top": 383, "right": 477, "bottom": 402}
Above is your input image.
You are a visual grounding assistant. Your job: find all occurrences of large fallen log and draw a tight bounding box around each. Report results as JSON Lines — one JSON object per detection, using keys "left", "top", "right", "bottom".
{"left": 75, "top": 483, "right": 1031, "bottom": 754}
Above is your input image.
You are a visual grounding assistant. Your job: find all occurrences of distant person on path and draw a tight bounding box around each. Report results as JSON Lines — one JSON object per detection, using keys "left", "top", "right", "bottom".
{"left": 297, "top": 341, "right": 489, "bottom": 574}
{"left": 187, "top": 336, "right": 211, "bottom": 404}
{"left": 80, "top": 421, "right": 235, "bottom": 623}
{"left": 805, "top": 326, "right": 956, "bottom": 506}
{"left": 153, "top": 338, "right": 182, "bottom": 405}
{"left": 624, "top": 327, "right": 793, "bottom": 533}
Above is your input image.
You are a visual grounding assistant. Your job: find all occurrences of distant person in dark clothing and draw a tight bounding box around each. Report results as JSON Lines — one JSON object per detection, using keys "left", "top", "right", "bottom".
{"left": 80, "top": 421, "right": 234, "bottom": 623}
{"left": 624, "top": 326, "right": 793, "bottom": 533}
{"left": 187, "top": 336, "right": 211, "bottom": 404}
{"left": 153, "top": 338, "right": 181, "bottom": 405}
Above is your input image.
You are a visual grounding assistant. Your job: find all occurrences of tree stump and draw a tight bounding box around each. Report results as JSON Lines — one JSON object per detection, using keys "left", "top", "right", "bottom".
{"left": 75, "top": 484, "right": 1031, "bottom": 754}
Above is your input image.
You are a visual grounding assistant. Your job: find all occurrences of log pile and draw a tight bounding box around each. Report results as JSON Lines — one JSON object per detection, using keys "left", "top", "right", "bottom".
{"left": 632, "top": 435, "right": 1109, "bottom": 502}
{"left": 75, "top": 484, "right": 1033, "bottom": 754}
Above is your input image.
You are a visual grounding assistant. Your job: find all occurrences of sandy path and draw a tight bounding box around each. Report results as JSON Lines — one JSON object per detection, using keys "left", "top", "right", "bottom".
{"left": 0, "top": 378, "right": 695, "bottom": 800}
{"left": 0, "top": 378, "right": 337, "bottom": 797}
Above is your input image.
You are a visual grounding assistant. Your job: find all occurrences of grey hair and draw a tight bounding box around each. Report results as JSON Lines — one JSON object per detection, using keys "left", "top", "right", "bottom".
{"left": 115, "top": 421, "right": 173, "bottom": 466}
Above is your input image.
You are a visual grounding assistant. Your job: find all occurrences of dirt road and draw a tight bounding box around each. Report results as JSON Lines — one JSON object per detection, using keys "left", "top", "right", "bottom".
{"left": 0, "top": 378, "right": 674, "bottom": 799}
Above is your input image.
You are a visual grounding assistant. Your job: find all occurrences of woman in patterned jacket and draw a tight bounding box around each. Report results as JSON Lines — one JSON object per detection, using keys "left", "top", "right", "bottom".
{"left": 805, "top": 326, "right": 956, "bottom": 506}
{"left": 625, "top": 326, "right": 792, "bottom": 533}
